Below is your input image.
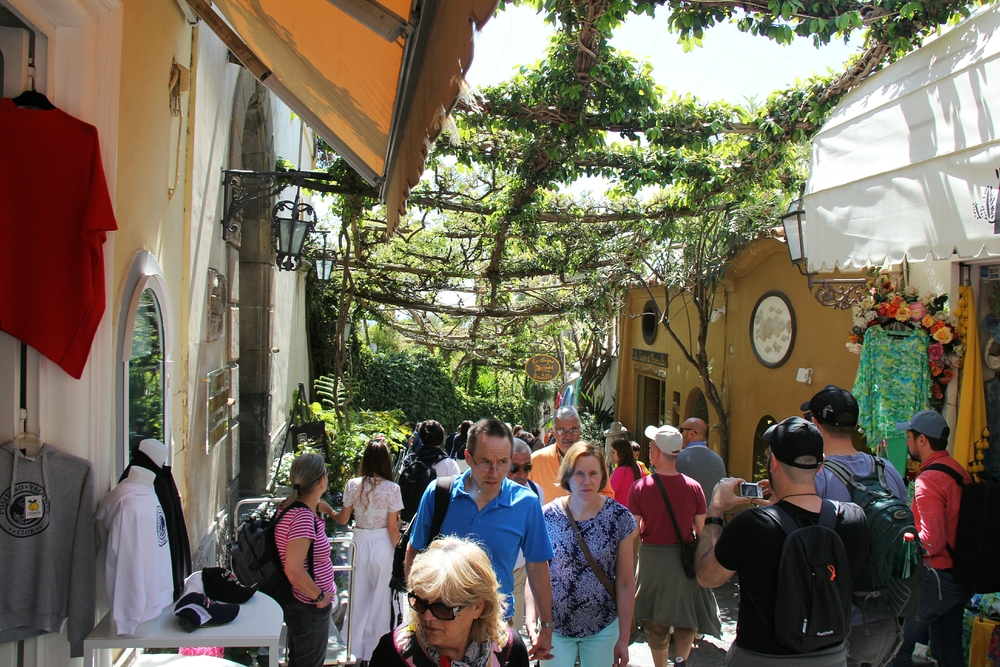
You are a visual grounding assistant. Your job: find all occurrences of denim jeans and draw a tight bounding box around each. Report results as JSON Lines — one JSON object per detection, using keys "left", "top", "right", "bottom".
{"left": 283, "top": 598, "right": 332, "bottom": 667}
{"left": 891, "top": 568, "right": 970, "bottom": 667}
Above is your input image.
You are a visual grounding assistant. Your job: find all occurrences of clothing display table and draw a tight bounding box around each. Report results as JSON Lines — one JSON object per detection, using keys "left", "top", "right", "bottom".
{"left": 83, "top": 593, "right": 282, "bottom": 667}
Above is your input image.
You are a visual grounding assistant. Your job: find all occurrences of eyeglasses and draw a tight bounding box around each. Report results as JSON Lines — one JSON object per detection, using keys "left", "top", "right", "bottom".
{"left": 473, "top": 458, "right": 511, "bottom": 474}
{"left": 408, "top": 591, "right": 466, "bottom": 621}
{"left": 679, "top": 427, "right": 694, "bottom": 433}
{"left": 508, "top": 463, "right": 533, "bottom": 474}
{"left": 555, "top": 427, "right": 581, "bottom": 436}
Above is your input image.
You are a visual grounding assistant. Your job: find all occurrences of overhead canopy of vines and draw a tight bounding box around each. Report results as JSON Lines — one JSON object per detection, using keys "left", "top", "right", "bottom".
{"left": 302, "top": 0, "right": 986, "bottom": 406}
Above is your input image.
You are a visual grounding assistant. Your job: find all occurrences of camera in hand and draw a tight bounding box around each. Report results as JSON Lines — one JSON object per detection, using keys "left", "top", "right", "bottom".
{"left": 739, "top": 482, "right": 762, "bottom": 498}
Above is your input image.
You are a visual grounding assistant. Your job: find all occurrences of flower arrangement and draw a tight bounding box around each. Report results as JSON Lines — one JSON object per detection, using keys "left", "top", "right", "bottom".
{"left": 847, "top": 270, "right": 964, "bottom": 408}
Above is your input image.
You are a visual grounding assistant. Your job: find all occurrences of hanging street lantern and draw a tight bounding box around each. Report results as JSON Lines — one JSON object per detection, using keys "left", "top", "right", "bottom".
{"left": 314, "top": 230, "right": 338, "bottom": 281}
{"left": 273, "top": 186, "right": 317, "bottom": 271}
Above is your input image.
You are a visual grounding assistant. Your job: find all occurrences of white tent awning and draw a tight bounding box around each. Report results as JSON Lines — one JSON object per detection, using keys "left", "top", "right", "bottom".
{"left": 804, "top": 4, "right": 1000, "bottom": 272}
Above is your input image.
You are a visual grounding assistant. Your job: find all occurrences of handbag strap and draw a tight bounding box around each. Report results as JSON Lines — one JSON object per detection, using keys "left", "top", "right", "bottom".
{"left": 562, "top": 498, "right": 617, "bottom": 600}
{"left": 652, "top": 473, "right": 694, "bottom": 544}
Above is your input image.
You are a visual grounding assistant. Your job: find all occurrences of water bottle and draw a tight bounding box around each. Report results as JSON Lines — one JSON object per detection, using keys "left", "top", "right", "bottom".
{"left": 895, "top": 532, "right": 917, "bottom": 579}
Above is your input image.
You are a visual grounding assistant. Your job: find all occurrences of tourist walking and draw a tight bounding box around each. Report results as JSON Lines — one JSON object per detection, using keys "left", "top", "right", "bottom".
{"left": 332, "top": 438, "right": 403, "bottom": 664}
{"left": 539, "top": 442, "right": 637, "bottom": 667}
{"left": 677, "top": 417, "right": 727, "bottom": 504}
{"left": 892, "top": 411, "right": 972, "bottom": 667}
{"left": 370, "top": 536, "right": 529, "bottom": 666}
{"left": 507, "top": 438, "right": 544, "bottom": 632}
{"left": 275, "top": 454, "right": 337, "bottom": 667}
{"left": 628, "top": 426, "right": 721, "bottom": 667}
{"left": 609, "top": 438, "right": 646, "bottom": 507}
{"left": 531, "top": 406, "right": 613, "bottom": 501}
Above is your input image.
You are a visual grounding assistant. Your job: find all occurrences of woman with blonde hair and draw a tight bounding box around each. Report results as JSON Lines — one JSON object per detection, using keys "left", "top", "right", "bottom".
{"left": 537, "top": 442, "right": 638, "bottom": 667}
{"left": 332, "top": 437, "right": 402, "bottom": 663}
{"left": 275, "top": 453, "right": 336, "bottom": 667}
{"left": 370, "top": 536, "right": 529, "bottom": 666}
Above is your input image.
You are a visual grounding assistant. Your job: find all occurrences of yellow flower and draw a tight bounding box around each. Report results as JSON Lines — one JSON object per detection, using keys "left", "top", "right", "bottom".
{"left": 932, "top": 327, "right": 954, "bottom": 344}
{"left": 895, "top": 305, "right": 911, "bottom": 321}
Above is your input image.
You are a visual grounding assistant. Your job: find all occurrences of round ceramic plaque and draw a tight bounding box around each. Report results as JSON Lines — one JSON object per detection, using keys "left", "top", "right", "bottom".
{"left": 750, "top": 292, "right": 796, "bottom": 368}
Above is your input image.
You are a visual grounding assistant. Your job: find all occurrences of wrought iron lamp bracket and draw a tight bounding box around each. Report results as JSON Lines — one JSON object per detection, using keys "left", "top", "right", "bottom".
{"left": 221, "top": 169, "right": 344, "bottom": 241}
{"left": 793, "top": 260, "right": 869, "bottom": 310}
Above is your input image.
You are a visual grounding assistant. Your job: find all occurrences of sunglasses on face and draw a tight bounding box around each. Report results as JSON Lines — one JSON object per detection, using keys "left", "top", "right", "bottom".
{"left": 408, "top": 591, "right": 466, "bottom": 621}
{"left": 508, "top": 463, "right": 533, "bottom": 474}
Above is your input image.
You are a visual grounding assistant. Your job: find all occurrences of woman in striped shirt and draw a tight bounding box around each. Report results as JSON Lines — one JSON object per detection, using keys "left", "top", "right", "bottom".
{"left": 276, "top": 454, "right": 337, "bottom": 667}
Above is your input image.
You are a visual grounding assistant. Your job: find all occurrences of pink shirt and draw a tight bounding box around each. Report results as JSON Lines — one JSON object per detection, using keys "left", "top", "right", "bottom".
{"left": 914, "top": 450, "right": 971, "bottom": 569}
{"left": 610, "top": 465, "right": 645, "bottom": 507}
{"left": 626, "top": 473, "right": 706, "bottom": 545}
{"left": 275, "top": 506, "right": 336, "bottom": 603}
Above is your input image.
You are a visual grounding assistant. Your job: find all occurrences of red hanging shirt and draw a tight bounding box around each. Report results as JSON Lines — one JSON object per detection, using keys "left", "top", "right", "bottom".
{"left": 0, "top": 98, "right": 117, "bottom": 378}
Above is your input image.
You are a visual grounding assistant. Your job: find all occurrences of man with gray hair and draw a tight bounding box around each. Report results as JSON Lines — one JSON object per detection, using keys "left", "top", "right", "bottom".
{"left": 530, "top": 405, "right": 613, "bottom": 500}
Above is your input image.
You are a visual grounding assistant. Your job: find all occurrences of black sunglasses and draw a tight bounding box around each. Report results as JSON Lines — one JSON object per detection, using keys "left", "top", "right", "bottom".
{"left": 408, "top": 591, "right": 466, "bottom": 621}
{"left": 509, "top": 463, "right": 533, "bottom": 474}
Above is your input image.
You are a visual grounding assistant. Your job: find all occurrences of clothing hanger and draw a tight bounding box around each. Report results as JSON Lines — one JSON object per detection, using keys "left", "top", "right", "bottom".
{"left": 14, "top": 409, "right": 43, "bottom": 458}
{"left": 883, "top": 320, "right": 914, "bottom": 335}
{"left": 11, "top": 75, "right": 55, "bottom": 110}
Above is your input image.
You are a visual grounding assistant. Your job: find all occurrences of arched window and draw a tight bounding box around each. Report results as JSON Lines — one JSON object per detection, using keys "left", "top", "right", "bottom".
{"left": 116, "top": 251, "right": 173, "bottom": 477}
{"left": 686, "top": 388, "right": 710, "bottom": 424}
{"left": 752, "top": 415, "right": 777, "bottom": 482}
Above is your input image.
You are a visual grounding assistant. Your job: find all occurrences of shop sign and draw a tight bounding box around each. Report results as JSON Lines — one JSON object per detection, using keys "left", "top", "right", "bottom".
{"left": 632, "top": 348, "right": 669, "bottom": 368}
{"left": 525, "top": 354, "right": 561, "bottom": 382}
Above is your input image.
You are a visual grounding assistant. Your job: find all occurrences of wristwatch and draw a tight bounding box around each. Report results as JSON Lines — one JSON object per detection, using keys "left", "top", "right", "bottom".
{"left": 311, "top": 591, "right": 326, "bottom": 605}
{"left": 705, "top": 516, "right": 725, "bottom": 527}
{"left": 538, "top": 621, "right": 553, "bottom": 629}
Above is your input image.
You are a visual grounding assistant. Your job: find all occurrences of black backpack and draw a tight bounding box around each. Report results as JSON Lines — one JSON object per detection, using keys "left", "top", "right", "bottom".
{"left": 823, "top": 456, "right": 923, "bottom": 618}
{"left": 397, "top": 448, "right": 448, "bottom": 522}
{"left": 924, "top": 464, "right": 1000, "bottom": 593}
{"left": 761, "top": 500, "right": 853, "bottom": 654}
{"left": 230, "top": 501, "right": 314, "bottom": 606}
{"left": 390, "top": 476, "right": 452, "bottom": 594}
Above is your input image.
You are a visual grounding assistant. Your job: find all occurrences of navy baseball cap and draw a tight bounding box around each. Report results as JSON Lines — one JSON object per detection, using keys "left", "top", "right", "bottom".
{"left": 763, "top": 416, "right": 824, "bottom": 469}
{"left": 896, "top": 410, "right": 948, "bottom": 439}
{"left": 801, "top": 385, "right": 859, "bottom": 427}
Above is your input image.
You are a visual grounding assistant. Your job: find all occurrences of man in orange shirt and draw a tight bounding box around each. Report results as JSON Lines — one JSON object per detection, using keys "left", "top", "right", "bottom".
{"left": 530, "top": 406, "right": 614, "bottom": 501}
{"left": 891, "top": 410, "right": 972, "bottom": 667}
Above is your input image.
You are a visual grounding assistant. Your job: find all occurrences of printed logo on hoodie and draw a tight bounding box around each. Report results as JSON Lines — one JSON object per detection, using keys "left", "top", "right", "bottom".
{"left": 0, "top": 482, "right": 50, "bottom": 537}
{"left": 156, "top": 505, "right": 168, "bottom": 547}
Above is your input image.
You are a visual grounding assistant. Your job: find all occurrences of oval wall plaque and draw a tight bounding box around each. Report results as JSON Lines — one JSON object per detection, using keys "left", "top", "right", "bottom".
{"left": 525, "top": 354, "right": 561, "bottom": 382}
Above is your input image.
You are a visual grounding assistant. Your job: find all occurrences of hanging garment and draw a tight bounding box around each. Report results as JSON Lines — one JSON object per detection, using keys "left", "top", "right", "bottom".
{"left": 955, "top": 286, "right": 988, "bottom": 472}
{"left": 970, "top": 617, "right": 1000, "bottom": 667}
{"left": 0, "top": 441, "right": 97, "bottom": 657}
{"left": 96, "top": 480, "right": 173, "bottom": 635}
{"left": 853, "top": 326, "right": 931, "bottom": 444}
{"left": 120, "top": 450, "right": 192, "bottom": 600}
{"left": 0, "top": 99, "right": 118, "bottom": 379}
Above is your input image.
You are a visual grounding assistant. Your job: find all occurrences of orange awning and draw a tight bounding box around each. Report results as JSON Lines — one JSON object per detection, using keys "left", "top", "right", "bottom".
{"left": 189, "top": 0, "right": 498, "bottom": 234}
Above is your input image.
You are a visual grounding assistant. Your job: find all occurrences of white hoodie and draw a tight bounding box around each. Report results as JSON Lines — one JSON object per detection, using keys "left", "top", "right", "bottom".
{"left": 95, "top": 479, "right": 173, "bottom": 635}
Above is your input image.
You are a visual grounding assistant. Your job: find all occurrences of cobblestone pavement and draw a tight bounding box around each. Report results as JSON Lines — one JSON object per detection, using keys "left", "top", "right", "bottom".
{"left": 626, "top": 580, "right": 740, "bottom": 667}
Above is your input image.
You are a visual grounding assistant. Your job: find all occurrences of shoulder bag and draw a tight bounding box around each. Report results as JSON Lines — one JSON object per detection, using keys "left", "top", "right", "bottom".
{"left": 562, "top": 498, "right": 617, "bottom": 600}
{"left": 652, "top": 474, "right": 698, "bottom": 579}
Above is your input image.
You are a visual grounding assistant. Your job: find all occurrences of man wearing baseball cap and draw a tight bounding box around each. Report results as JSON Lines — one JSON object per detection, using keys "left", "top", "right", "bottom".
{"left": 627, "top": 425, "right": 721, "bottom": 667}
{"left": 891, "top": 411, "right": 971, "bottom": 667}
{"left": 806, "top": 386, "right": 908, "bottom": 667}
{"left": 695, "top": 416, "right": 869, "bottom": 666}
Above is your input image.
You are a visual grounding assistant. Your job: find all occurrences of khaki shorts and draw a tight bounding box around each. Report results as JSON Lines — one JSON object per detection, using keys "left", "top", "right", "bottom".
{"left": 643, "top": 620, "right": 672, "bottom": 650}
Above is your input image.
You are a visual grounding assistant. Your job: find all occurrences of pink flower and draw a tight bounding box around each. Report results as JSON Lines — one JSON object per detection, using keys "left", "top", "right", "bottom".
{"left": 928, "top": 342, "right": 944, "bottom": 362}
{"left": 909, "top": 302, "right": 926, "bottom": 321}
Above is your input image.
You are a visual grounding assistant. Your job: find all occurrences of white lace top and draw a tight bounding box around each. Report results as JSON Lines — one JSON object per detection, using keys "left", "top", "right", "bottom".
{"left": 342, "top": 476, "right": 404, "bottom": 529}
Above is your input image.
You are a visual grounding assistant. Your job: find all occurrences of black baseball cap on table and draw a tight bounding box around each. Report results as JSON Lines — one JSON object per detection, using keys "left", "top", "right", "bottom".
{"left": 763, "top": 416, "right": 825, "bottom": 469}
{"left": 801, "top": 384, "right": 859, "bottom": 427}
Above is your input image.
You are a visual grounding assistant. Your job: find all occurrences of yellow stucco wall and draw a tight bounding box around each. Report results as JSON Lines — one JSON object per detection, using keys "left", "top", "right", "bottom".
{"left": 616, "top": 238, "right": 862, "bottom": 480}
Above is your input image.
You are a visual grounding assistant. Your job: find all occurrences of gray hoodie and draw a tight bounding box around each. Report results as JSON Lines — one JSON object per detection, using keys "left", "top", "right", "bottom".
{"left": 0, "top": 441, "right": 97, "bottom": 657}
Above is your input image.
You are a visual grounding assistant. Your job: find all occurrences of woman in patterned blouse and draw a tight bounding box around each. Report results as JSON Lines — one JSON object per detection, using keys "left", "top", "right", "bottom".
{"left": 538, "top": 442, "right": 638, "bottom": 667}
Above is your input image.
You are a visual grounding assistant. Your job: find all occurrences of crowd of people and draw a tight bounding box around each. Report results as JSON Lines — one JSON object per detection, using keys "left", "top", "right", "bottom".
{"left": 269, "top": 386, "right": 978, "bottom": 667}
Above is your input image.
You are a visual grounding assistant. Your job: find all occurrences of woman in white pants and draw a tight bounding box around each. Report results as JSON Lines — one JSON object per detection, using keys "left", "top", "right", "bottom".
{"left": 334, "top": 437, "right": 403, "bottom": 664}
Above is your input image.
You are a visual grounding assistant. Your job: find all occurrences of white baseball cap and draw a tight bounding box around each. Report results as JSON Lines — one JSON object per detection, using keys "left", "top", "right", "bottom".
{"left": 644, "top": 424, "right": 682, "bottom": 456}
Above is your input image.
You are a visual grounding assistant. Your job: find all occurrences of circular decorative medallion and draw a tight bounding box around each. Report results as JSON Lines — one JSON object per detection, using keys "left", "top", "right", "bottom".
{"left": 750, "top": 291, "right": 796, "bottom": 368}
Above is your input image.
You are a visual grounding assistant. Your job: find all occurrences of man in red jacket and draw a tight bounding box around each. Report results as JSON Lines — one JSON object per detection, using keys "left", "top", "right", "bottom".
{"left": 891, "top": 410, "right": 972, "bottom": 667}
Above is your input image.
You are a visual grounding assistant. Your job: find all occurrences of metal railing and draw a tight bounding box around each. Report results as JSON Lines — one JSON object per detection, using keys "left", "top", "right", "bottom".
{"left": 234, "top": 498, "right": 358, "bottom": 665}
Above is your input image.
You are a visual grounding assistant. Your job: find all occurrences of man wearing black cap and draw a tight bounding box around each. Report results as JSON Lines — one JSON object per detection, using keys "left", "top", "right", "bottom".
{"left": 805, "top": 386, "right": 908, "bottom": 667}
{"left": 695, "top": 417, "right": 869, "bottom": 666}
{"left": 891, "top": 410, "right": 971, "bottom": 667}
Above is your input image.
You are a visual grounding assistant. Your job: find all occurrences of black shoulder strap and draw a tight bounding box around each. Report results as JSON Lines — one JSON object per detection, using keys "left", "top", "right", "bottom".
{"left": 429, "top": 476, "right": 453, "bottom": 541}
{"left": 925, "top": 463, "right": 965, "bottom": 486}
{"left": 652, "top": 474, "right": 693, "bottom": 544}
{"left": 275, "top": 501, "right": 315, "bottom": 577}
{"left": 762, "top": 499, "right": 837, "bottom": 534}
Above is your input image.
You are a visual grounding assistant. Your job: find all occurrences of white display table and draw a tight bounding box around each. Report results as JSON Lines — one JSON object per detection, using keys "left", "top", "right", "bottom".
{"left": 83, "top": 593, "right": 283, "bottom": 667}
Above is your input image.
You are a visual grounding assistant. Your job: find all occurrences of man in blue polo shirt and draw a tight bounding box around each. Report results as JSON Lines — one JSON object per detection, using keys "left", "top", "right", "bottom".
{"left": 405, "top": 418, "right": 556, "bottom": 660}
